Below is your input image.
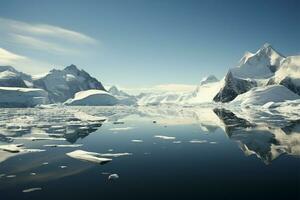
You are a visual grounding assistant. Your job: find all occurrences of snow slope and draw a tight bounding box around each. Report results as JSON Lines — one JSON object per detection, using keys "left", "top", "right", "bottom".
{"left": 138, "top": 75, "right": 221, "bottom": 105}
{"left": 0, "top": 87, "right": 49, "bottom": 107}
{"left": 231, "top": 85, "right": 300, "bottom": 106}
{"left": 65, "top": 89, "right": 118, "bottom": 106}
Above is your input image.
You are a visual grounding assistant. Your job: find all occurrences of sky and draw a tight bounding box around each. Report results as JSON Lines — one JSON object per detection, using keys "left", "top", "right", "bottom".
{"left": 0, "top": 0, "right": 299, "bottom": 92}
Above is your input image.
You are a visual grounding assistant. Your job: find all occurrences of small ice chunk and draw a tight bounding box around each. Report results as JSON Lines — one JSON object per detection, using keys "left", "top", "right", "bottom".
{"left": 22, "top": 188, "right": 42, "bottom": 193}
{"left": 109, "top": 127, "right": 134, "bottom": 131}
{"left": 131, "top": 139, "right": 143, "bottom": 143}
{"left": 6, "top": 175, "right": 16, "bottom": 178}
{"left": 30, "top": 172, "right": 36, "bottom": 176}
{"left": 43, "top": 144, "right": 83, "bottom": 148}
{"left": 11, "top": 137, "right": 66, "bottom": 141}
{"left": 113, "top": 121, "right": 124, "bottom": 124}
{"left": 173, "top": 141, "right": 182, "bottom": 144}
{"left": 42, "top": 162, "right": 49, "bottom": 165}
{"left": 73, "top": 112, "right": 106, "bottom": 122}
{"left": 154, "top": 135, "right": 176, "bottom": 140}
{"left": 0, "top": 144, "right": 24, "bottom": 153}
{"left": 98, "top": 153, "right": 132, "bottom": 157}
{"left": 189, "top": 140, "right": 207, "bottom": 144}
{"left": 60, "top": 166, "right": 67, "bottom": 169}
{"left": 108, "top": 173, "right": 119, "bottom": 180}
{"left": 108, "top": 149, "right": 114, "bottom": 152}
{"left": 210, "top": 141, "right": 217, "bottom": 144}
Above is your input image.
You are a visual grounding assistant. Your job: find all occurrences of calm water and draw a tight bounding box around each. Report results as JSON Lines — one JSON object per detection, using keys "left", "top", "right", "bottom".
{"left": 0, "top": 106, "right": 299, "bottom": 200}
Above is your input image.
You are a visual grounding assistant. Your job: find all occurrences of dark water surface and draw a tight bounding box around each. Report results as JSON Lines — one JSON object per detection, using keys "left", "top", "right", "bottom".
{"left": 0, "top": 106, "right": 299, "bottom": 199}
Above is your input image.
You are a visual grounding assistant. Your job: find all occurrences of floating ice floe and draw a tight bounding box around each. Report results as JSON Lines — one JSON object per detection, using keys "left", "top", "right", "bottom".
{"left": 60, "top": 166, "right": 67, "bottom": 169}
{"left": 73, "top": 111, "right": 106, "bottom": 122}
{"left": 154, "top": 135, "right": 176, "bottom": 140}
{"left": 43, "top": 144, "right": 83, "bottom": 148}
{"left": 173, "top": 141, "right": 182, "bottom": 144}
{"left": 11, "top": 136, "right": 66, "bottom": 141}
{"left": 109, "top": 127, "right": 134, "bottom": 131}
{"left": 210, "top": 141, "right": 218, "bottom": 144}
{"left": 66, "top": 150, "right": 132, "bottom": 164}
{"left": 189, "top": 140, "right": 207, "bottom": 144}
{"left": 66, "top": 150, "right": 112, "bottom": 164}
{"left": 22, "top": 188, "right": 42, "bottom": 193}
{"left": 131, "top": 139, "right": 143, "bottom": 143}
{"left": 0, "top": 144, "right": 24, "bottom": 153}
{"left": 108, "top": 173, "right": 119, "bottom": 180}
{"left": 6, "top": 175, "right": 16, "bottom": 178}
{"left": 98, "top": 153, "right": 132, "bottom": 157}
{"left": 0, "top": 144, "right": 45, "bottom": 153}
{"left": 113, "top": 121, "right": 124, "bottom": 124}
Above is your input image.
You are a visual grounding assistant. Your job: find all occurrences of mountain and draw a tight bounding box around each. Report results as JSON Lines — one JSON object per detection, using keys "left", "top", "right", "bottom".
{"left": 230, "top": 43, "right": 284, "bottom": 79}
{"left": 199, "top": 75, "right": 219, "bottom": 85}
{"left": 268, "top": 55, "right": 300, "bottom": 95}
{"left": 108, "top": 86, "right": 137, "bottom": 105}
{"left": 213, "top": 71, "right": 257, "bottom": 102}
{"left": 0, "top": 66, "right": 32, "bottom": 87}
{"left": 213, "top": 43, "right": 297, "bottom": 103}
{"left": 0, "top": 64, "right": 107, "bottom": 104}
{"left": 33, "top": 64, "right": 106, "bottom": 102}
{"left": 138, "top": 75, "right": 220, "bottom": 105}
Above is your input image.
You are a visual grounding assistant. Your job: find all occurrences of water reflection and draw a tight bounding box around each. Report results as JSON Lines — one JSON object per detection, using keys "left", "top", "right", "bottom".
{"left": 214, "top": 108, "right": 300, "bottom": 164}
{"left": 0, "top": 105, "right": 299, "bottom": 166}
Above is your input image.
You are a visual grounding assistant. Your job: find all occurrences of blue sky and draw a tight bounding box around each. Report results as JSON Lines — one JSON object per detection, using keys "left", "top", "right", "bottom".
{"left": 0, "top": 0, "right": 299, "bottom": 90}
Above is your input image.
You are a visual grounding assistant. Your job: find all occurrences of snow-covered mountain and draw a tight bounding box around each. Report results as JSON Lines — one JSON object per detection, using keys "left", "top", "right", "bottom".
{"left": 0, "top": 64, "right": 106, "bottom": 104}
{"left": 268, "top": 55, "right": 300, "bottom": 95}
{"left": 214, "top": 43, "right": 299, "bottom": 103}
{"left": 108, "top": 86, "right": 137, "bottom": 105}
{"left": 0, "top": 66, "right": 32, "bottom": 87}
{"left": 138, "top": 75, "right": 221, "bottom": 105}
{"left": 33, "top": 64, "right": 106, "bottom": 102}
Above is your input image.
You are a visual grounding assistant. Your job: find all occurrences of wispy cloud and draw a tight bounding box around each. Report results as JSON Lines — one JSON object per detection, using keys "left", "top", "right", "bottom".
{"left": 0, "top": 47, "right": 53, "bottom": 74}
{"left": 0, "top": 17, "right": 97, "bottom": 45}
{"left": 11, "top": 34, "right": 78, "bottom": 54}
{"left": 0, "top": 48, "right": 26, "bottom": 62}
{"left": 0, "top": 17, "right": 98, "bottom": 55}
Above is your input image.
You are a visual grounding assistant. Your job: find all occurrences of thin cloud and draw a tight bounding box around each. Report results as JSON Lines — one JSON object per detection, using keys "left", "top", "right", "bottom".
{"left": 0, "top": 47, "right": 53, "bottom": 74}
{"left": 0, "top": 47, "right": 26, "bottom": 62}
{"left": 11, "top": 34, "right": 78, "bottom": 54}
{"left": 0, "top": 17, "right": 97, "bottom": 44}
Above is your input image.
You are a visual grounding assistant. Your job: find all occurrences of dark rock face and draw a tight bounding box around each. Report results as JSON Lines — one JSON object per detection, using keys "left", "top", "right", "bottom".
{"left": 213, "top": 71, "right": 257, "bottom": 102}
{"left": 267, "top": 76, "right": 300, "bottom": 96}
{"left": 279, "top": 77, "right": 300, "bottom": 96}
{"left": 0, "top": 66, "right": 31, "bottom": 88}
{"left": 33, "top": 65, "right": 106, "bottom": 102}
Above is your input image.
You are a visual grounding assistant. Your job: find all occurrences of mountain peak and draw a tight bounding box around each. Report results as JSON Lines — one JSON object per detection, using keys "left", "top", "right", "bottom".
{"left": 200, "top": 75, "right": 218, "bottom": 85}
{"left": 64, "top": 64, "right": 80, "bottom": 72}
{"left": 256, "top": 43, "right": 284, "bottom": 58}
